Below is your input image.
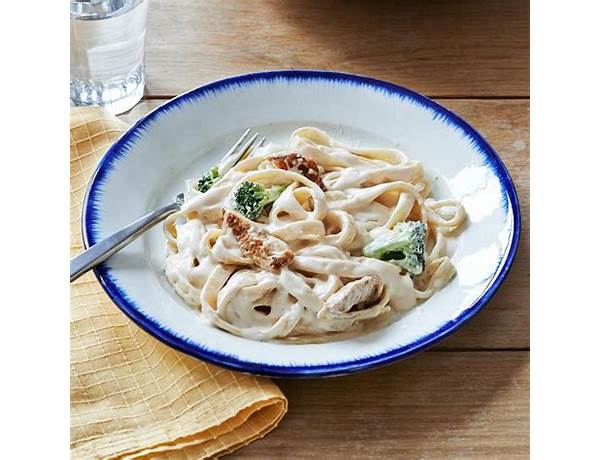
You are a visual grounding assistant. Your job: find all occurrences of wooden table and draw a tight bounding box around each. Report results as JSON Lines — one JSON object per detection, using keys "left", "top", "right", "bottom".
{"left": 121, "top": 1, "right": 530, "bottom": 457}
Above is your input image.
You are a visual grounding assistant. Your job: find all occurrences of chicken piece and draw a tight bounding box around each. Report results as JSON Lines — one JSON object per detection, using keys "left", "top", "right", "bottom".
{"left": 319, "top": 276, "right": 383, "bottom": 318}
{"left": 223, "top": 210, "right": 294, "bottom": 272}
{"left": 267, "top": 152, "right": 326, "bottom": 190}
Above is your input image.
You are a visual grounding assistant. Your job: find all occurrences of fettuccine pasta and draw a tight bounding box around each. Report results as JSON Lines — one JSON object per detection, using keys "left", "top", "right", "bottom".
{"left": 164, "top": 128, "right": 466, "bottom": 342}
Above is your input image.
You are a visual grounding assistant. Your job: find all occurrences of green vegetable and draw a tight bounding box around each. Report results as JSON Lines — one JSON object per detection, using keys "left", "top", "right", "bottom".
{"left": 363, "top": 221, "right": 426, "bottom": 275}
{"left": 232, "top": 181, "right": 286, "bottom": 220}
{"left": 195, "top": 166, "right": 220, "bottom": 193}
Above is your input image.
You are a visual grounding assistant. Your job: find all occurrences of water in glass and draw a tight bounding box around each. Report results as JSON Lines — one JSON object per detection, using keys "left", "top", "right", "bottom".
{"left": 70, "top": 0, "right": 148, "bottom": 114}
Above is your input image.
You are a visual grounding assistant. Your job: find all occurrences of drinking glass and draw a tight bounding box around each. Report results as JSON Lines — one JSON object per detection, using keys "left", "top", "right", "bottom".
{"left": 70, "top": 0, "right": 148, "bottom": 114}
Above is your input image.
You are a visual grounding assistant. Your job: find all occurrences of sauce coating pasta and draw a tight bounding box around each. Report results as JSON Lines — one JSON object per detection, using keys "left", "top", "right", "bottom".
{"left": 164, "top": 128, "right": 466, "bottom": 341}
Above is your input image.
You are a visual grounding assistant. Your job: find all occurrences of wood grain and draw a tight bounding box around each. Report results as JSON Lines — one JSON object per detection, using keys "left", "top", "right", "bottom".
{"left": 227, "top": 352, "right": 530, "bottom": 459}
{"left": 120, "top": 99, "right": 530, "bottom": 349}
{"left": 143, "top": 0, "right": 529, "bottom": 98}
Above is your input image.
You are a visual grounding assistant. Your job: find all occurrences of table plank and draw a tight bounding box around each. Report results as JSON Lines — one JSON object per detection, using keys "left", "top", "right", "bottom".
{"left": 144, "top": 0, "right": 529, "bottom": 98}
{"left": 120, "top": 98, "right": 530, "bottom": 350}
{"left": 227, "top": 352, "right": 530, "bottom": 459}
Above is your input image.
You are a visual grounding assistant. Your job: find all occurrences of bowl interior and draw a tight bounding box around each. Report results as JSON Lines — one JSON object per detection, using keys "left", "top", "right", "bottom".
{"left": 84, "top": 72, "right": 518, "bottom": 376}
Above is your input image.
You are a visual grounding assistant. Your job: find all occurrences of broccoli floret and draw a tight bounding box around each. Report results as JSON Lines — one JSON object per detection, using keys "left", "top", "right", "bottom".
{"left": 195, "top": 166, "right": 220, "bottom": 193}
{"left": 363, "top": 221, "right": 426, "bottom": 275}
{"left": 232, "top": 181, "right": 286, "bottom": 220}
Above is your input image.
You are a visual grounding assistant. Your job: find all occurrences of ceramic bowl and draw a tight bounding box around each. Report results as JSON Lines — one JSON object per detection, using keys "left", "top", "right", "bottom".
{"left": 83, "top": 70, "right": 520, "bottom": 377}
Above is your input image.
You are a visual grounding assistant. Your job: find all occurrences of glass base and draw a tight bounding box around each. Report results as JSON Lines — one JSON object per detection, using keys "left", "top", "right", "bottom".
{"left": 70, "top": 65, "right": 145, "bottom": 115}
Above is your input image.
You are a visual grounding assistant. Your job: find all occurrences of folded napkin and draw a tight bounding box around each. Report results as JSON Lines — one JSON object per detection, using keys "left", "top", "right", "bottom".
{"left": 70, "top": 107, "right": 287, "bottom": 459}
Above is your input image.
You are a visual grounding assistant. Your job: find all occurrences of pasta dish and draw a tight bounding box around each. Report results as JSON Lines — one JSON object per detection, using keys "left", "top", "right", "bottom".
{"left": 163, "top": 128, "right": 466, "bottom": 342}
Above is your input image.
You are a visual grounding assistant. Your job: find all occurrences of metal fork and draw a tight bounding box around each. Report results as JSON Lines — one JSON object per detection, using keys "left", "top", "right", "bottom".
{"left": 70, "top": 129, "right": 265, "bottom": 282}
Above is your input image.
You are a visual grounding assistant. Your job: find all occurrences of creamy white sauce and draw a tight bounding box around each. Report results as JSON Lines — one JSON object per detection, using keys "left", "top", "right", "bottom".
{"left": 163, "top": 127, "right": 466, "bottom": 342}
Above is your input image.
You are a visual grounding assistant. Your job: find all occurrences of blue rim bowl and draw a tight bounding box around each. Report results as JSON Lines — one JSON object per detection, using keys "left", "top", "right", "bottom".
{"left": 82, "top": 70, "right": 521, "bottom": 378}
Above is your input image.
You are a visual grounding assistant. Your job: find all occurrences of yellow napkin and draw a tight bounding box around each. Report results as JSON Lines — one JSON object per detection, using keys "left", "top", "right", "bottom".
{"left": 70, "top": 107, "right": 287, "bottom": 459}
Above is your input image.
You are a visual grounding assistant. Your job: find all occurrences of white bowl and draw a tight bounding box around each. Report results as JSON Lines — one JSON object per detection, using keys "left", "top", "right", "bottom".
{"left": 83, "top": 70, "right": 520, "bottom": 377}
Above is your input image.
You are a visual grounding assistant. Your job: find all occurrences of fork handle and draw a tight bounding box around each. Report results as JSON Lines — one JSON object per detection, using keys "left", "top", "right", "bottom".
{"left": 70, "top": 202, "right": 180, "bottom": 282}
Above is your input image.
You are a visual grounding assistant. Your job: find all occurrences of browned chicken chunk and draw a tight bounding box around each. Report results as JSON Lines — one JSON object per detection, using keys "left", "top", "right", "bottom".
{"left": 321, "top": 276, "right": 382, "bottom": 317}
{"left": 267, "top": 152, "right": 326, "bottom": 190}
{"left": 224, "top": 210, "right": 294, "bottom": 272}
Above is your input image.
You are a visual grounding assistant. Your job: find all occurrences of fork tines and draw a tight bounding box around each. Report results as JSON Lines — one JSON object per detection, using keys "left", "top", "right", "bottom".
{"left": 219, "top": 129, "right": 264, "bottom": 174}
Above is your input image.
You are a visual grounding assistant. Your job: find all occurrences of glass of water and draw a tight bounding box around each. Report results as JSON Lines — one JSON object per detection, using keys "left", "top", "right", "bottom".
{"left": 70, "top": 0, "right": 148, "bottom": 114}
